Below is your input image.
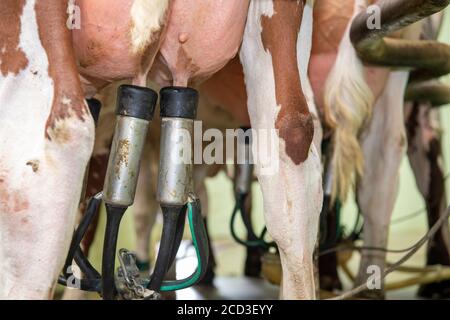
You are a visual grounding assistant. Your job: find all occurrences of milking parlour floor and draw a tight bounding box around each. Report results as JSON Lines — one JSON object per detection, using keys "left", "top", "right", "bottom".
{"left": 55, "top": 235, "right": 425, "bottom": 300}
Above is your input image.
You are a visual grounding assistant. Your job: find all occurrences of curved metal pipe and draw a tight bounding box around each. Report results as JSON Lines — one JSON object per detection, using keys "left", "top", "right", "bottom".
{"left": 405, "top": 80, "right": 450, "bottom": 107}
{"left": 350, "top": 0, "right": 450, "bottom": 80}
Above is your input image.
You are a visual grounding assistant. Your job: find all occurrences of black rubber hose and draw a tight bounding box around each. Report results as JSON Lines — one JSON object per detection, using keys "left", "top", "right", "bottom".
{"left": 189, "top": 199, "right": 210, "bottom": 282}
{"left": 74, "top": 247, "right": 101, "bottom": 280}
{"left": 166, "top": 207, "right": 187, "bottom": 272}
{"left": 148, "top": 205, "right": 182, "bottom": 291}
{"left": 159, "top": 199, "right": 210, "bottom": 291}
{"left": 237, "top": 193, "right": 259, "bottom": 240}
{"left": 101, "top": 204, "right": 126, "bottom": 300}
{"left": 86, "top": 98, "right": 102, "bottom": 125}
{"left": 63, "top": 194, "right": 102, "bottom": 279}
{"left": 58, "top": 275, "right": 101, "bottom": 292}
{"left": 230, "top": 196, "right": 276, "bottom": 250}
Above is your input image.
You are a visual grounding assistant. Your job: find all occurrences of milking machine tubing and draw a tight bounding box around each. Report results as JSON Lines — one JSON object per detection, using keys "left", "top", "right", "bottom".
{"left": 59, "top": 85, "right": 158, "bottom": 296}
{"left": 144, "top": 198, "right": 209, "bottom": 292}
{"left": 146, "top": 86, "right": 209, "bottom": 292}
{"left": 58, "top": 193, "right": 209, "bottom": 294}
{"left": 229, "top": 128, "right": 275, "bottom": 250}
{"left": 59, "top": 85, "right": 209, "bottom": 298}
{"left": 58, "top": 192, "right": 102, "bottom": 292}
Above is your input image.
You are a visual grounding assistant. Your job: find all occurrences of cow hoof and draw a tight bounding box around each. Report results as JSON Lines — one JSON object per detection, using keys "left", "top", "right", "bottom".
{"left": 418, "top": 280, "right": 450, "bottom": 299}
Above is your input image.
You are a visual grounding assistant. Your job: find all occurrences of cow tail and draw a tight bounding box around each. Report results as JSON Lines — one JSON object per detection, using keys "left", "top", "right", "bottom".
{"left": 323, "top": 0, "right": 374, "bottom": 202}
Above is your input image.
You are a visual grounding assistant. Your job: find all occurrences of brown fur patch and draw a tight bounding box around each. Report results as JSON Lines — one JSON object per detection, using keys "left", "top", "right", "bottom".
{"left": 311, "top": 0, "right": 354, "bottom": 55}
{"left": 276, "top": 110, "right": 314, "bottom": 164}
{"left": 78, "top": 39, "right": 103, "bottom": 69}
{"left": 0, "top": 0, "right": 29, "bottom": 76}
{"left": 261, "top": 0, "right": 314, "bottom": 165}
{"left": 35, "top": 0, "right": 88, "bottom": 140}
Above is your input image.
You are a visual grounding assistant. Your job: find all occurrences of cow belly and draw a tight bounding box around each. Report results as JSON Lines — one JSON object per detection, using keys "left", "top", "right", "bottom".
{"left": 72, "top": 0, "right": 136, "bottom": 81}
{"left": 73, "top": 0, "right": 169, "bottom": 85}
{"left": 198, "top": 57, "right": 250, "bottom": 127}
{"left": 157, "top": 0, "right": 250, "bottom": 86}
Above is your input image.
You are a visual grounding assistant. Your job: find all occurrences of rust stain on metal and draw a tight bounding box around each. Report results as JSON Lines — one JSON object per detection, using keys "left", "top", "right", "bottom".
{"left": 115, "top": 139, "right": 130, "bottom": 176}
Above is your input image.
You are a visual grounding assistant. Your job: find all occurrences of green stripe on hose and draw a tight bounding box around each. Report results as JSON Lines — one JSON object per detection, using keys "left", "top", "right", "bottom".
{"left": 160, "top": 202, "right": 202, "bottom": 291}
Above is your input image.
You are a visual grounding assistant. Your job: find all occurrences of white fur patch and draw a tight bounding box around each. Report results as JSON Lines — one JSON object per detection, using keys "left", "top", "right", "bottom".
{"left": 130, "top": 0, "right": 170, "bottom": 54}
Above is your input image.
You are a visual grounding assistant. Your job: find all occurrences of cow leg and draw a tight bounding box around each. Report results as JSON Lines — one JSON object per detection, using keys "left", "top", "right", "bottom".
{"left": 240, "top": 0, "right": 322, "bottom": 299}
{"left": 318, "top": 201, "right": 343, "bottom": 291}
{"left": 355, "top": 71, "right": 409, "bottom": 298}
{"left": 405, "top": 104, "right": 450, "bottom": 299}
{"left": 60, "top": 84, "right": 117, "bottom": 300}
{"left": 0, "top": 0, "right": 95, "bottom": 299}
{"left": 79, "top": 155, "right": 110, "bottom": 256}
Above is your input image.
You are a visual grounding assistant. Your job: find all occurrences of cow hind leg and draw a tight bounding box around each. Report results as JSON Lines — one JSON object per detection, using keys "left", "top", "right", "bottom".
{"left": 0, "top": 0, "right": 95, "bottom": 299}
{"left": 318, "top": 201, "right": 343, "bottom": 292}
{"left": 355, "top": 71, "right": 409, "bottom": 298}
{"left": 405, "top": 104, "right": 450, "bottom": 299}
{"left": 240, "top": 0, "right": 322, "bottom": 299}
